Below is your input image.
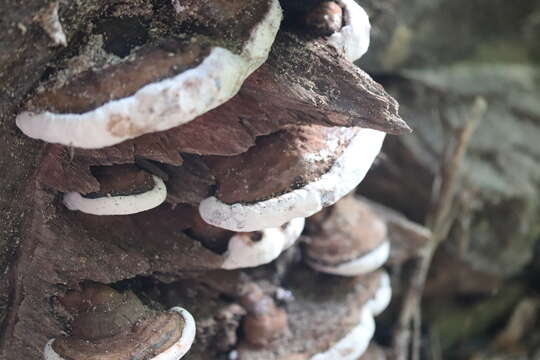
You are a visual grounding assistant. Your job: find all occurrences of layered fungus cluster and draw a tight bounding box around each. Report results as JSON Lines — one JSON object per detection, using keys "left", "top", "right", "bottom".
{"left": 10, "top": 0, "right": 411, "bottom": 359}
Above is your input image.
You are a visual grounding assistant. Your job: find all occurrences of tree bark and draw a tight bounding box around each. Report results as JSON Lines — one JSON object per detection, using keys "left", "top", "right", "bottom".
{"left": 0, "top": 1, "right": 407, "bottom": 359}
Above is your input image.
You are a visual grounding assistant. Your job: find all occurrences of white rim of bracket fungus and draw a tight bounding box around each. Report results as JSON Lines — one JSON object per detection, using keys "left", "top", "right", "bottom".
{"left": 44, "top": 307, "right": 196, "bottom": 360}
{"left": 306, "top": 240, "right": 390, "bottom": 277}
{"left": 328, "top": 0, "right": 371, "bottom": 62}
{"left": 308, "top": 271, "right": 391, "bottom": 360}
{"left": 221, "top": 217, "right": 305, "bottom": 269}
{"left": 16, "top": 0, "right": 283, "bottom": 149}
{"left": 310, "top": 306, "right": 375, "bottom": 360}
{"left": 199, "top": 129, "right": 386, "bottom": 232}
{"left": 152, "top": 307, "right": 196, "bottom": 360}
{"left": 366, "top": 271, "right": 392, "bottom": 317}
{"left": 43, "top": 340, "right": 63, "bottom": 360}
{"left": 63, "top": 175, "right": 167, "bottom": 215}
{"left": 283, "top": 217, "right": 306, "bottom": 249}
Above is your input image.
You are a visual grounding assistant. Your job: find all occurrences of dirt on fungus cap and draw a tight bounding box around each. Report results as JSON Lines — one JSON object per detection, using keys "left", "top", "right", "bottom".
{"left": 304, "top": 195, "right": 390, "bottom": 276}
{"left": 16, "top": 0, "right": 283, "bottom": 149}
{"left": 235, "top": 269, "right": 391, "bottom": 360}
{"left": 199, "top": 126, "right": 386, "bottom": 231}
{"left": 44, "top": 284, "right": 196, "bottom": 360}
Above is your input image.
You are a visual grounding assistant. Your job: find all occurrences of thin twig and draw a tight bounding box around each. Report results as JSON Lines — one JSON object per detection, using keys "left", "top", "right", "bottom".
{"left": 391, "top": 96, "right": 487, "bottom": 360}
{"left": 412, "top": 306, "right": 422, "bottom": 360}
{"left": 426, "top": 97, "right": 487, "bottom": 232}
{"left": 429, "top": 327, "right": 443, "bottom": 360}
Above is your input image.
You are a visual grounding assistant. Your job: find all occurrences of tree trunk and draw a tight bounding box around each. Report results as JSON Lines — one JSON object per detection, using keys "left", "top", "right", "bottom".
{"left": 0, "top": 1, "right": 408, "bottom": 359}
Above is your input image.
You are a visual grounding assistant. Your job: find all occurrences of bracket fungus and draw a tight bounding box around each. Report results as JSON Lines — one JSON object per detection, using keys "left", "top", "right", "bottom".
{"left": 327, "top": 0, "right": 371, "bottom": 62}
{"left": 16, "top": 0, "right": 283, "bottom": 149}
{"left": 63, "top": 165, "right": 167, "bottom": 215}
{"left": 189, "top": 211, "right": 305, "bottom": 269}
{"left": 44, "top": 283, "right": 196, "bottom": 360}
{"left": 304, "top": 194, "right": 390, "bottom": 276}
{"left": 222, "top": 217, "right": 305, "bottom": 269}
{"left": 199, "top": 126, "right": 386, "bottom": 231}
{"left": 309, "top": 271, "right": 391, "bottom": 360}
{"left": 366, "top": 271, "right": 392, "bottom": 317}
{"left": 2, "top": 1, "right": 411, "bottom": 358}
{"left": 310, "top": 306, "right": 375, "bottom": 360}
{"left": 235, "top": 269, "right": 390, "bottom": 360}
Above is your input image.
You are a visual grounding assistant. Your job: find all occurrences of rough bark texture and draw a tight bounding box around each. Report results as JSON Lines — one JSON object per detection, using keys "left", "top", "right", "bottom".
{"left": 8, "top": 0, "right": 539, "bottom": 359}
{"left": 0, "top": 1, "right": 406, "bottom": 359}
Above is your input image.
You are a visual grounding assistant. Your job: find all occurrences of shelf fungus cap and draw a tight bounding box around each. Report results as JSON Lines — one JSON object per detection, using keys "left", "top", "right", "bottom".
{"left": 328, "top": 0, "right": 371, "bottom": 62}
{"left": 16, "top": 0, "right": 283, "bottom": 149}
{"left": 200, "top": 127, "right": 386, "bottom": 232}
{"left": 309, "top": 271, "right": 390, "bottom": 360}
{"left": 366, "top": 271, "right": 392, "bottom": 317}
{"left": 304, "top": 195, "right": 390, "bottom": 276}
{"left": 233, "top": 269, "right": 388, "bottom": 360}
{"left": 222, "top": 217, "right": 305, "bottom": 269}
{"left": 306, "top": 241, "right": 389, "bottom": 276}
{"left": 44, "top": 307, "right": 195, "bottom": 360}
{"left": 44, "top": 285, "right": 196, "bottom": 360}
{"left": 310, "top": 306, "right": 375, "bottom": 360}
{"left": 63, "top": 165, "right": 167, "bottom": 215}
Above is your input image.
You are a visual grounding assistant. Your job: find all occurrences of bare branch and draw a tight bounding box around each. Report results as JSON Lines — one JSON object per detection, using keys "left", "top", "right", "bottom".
{"left": 391, "top": 96, "right": 487, "bottom": 360}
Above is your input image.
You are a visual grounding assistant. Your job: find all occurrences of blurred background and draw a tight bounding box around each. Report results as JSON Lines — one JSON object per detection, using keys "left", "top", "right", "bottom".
{"left": 355, "top": 0, "right": 540, "bottom": 359}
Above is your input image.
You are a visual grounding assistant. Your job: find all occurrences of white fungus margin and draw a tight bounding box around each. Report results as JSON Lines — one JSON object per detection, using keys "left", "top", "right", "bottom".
{"left": 152, "top": 307, "right": 196, "bottom": 360}
{"left": 309, "top": 271, "right": 392, "bottom": 360}
{"left": 43, "top": 340, "right": 63, "bottom": 360}
{"left": 367, "top": 271, "right": 392, "bottom": 317}
{"left": 63, "top": 175, "right": 167, "bottom": 215}
{"left": 16, "top": 0, "right": 283, "bottom": 149}
{"left": 328, "top": 0, "right": 371, "bottom": 62}
{"left": 43, "top": 306, "right": 196, "bottom": 360}
{"left": 310, "top": 306, "right": 375, "bottom": 360}
{"left": 306, "top": 240, "right": 390, "bottom": 276}
{"left": 199, "top": 129, "right": 386, "bottom": 232}
{"left": 221, "top": 217, "right": 305, "bottom": 269}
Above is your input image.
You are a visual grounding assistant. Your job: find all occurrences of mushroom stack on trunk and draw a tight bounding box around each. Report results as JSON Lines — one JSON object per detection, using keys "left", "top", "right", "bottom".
{"left": 3, "top": 1, "right": 410, "bottom": 359}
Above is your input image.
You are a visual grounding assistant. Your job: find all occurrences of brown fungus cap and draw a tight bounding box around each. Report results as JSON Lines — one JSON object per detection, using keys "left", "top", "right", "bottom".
{"left": 28, "top": 0, "right": 274, "bottom": 115}
{"left": 206, "top": 125, "right": 358, "bottom": 204}
{"left": 52, "top": 284, "right": 186, "bottom": 360}
{"left": 16, "top": 0, "right": 282, "bottom": 149}
{"left": 235, "top": 268, "right": 385, "bottom": 360}
{"left": 304, "top": 194, "right": 387, "bottom": 267}
{"left": 29, "top": 39, "right": 212, "bottom": 115}
{"left": 53, "top": 313, "right": 184, "bottom": 360}
{"left": 116, "top": 29, "right": 409, "bottom": 157}
{"left": 34, "top": 22, "right": 409, "bottom": 199}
